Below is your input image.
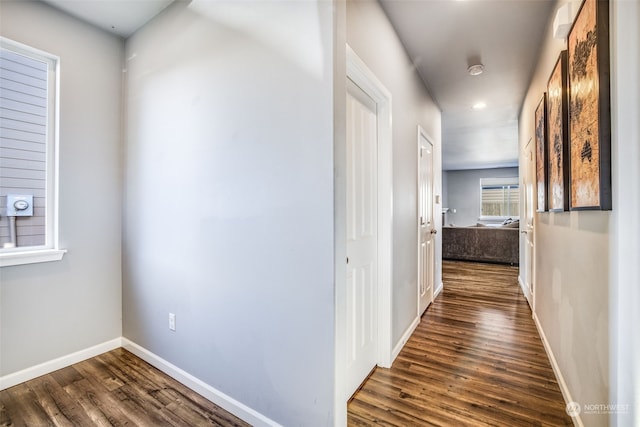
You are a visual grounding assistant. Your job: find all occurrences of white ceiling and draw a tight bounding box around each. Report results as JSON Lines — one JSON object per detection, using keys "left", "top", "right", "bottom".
{"left": 43, "top": 0, "right": 173, "bottom": 38}
{"left": 42, "top": 0, "right": 554, "bottom": 171}
{"left": 380, "top": 0, "right": 555, "bottom": 170}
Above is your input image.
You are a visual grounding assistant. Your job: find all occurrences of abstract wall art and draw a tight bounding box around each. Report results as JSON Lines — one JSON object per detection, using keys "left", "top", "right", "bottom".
{"left": 535, "top": 93, "right": 548, "bottom": 212}
{"left": 567, "top": 0, "right": 612, "bottom": 210}
{"left": 547, "top": 51, "right": 569, "bottom": 212}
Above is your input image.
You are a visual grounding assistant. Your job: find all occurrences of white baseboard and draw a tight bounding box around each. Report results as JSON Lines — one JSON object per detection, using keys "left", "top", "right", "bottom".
{"left": 518, "top": 275, "right": 532, "bottom": 308}
{"left": 391, "top": 316, "right": 420, "bottom": 364}
{"left": 434, "top": 282, "right": 443, "bottom": 298}
{"left": 532, "top": 313, "right": 583, "bottom": 427}
{"left": 387, "top": 285, "right": 443, "bottom": 366}
{"left": 0, "top": 337, "right": 122, "bottom": 390}
{"left": 121, "top": 338, "right": 281, "bottom": 427}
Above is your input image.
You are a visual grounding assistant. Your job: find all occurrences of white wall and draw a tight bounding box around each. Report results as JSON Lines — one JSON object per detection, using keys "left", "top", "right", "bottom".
{"left": 345, "top": 0, "right": 443, "bottom": 346}
{"left": 610, "top": 0, "right": 640, "bottom": 425}
{"left": 444, "top": 167, "right": 519, "bottom": 227}
{"left": 0, "top": 1, "right": 123, "bottom": 377}
{"left": 518, "top": 1, "right": 616, "bottom": 425}
{"left": 442, "top": 170, "right": 449, "bottom": 209}
{"left": 122, "top": 2, "right": 336, "bottom": 425}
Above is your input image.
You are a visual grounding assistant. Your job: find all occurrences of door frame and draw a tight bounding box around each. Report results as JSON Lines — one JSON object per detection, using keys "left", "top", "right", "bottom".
{"left": 417, "top": 126, "right": 435, "bottom": 314}
{"left": 338, "top": 45, "right": 393, "bottom": 395}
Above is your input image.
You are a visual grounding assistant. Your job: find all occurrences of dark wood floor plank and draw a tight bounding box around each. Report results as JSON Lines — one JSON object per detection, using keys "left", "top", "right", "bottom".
{"left": 49, "top": 366, "right": 85, "bottom": 389}
{"left": 92, "top": 351, "right": 185, "bottom": 427}
{"left": 63, "top": 377, "right": 137, "bottom": 427}
{"left": 28, "top": 375, "right": 94, "bottom": 427}
{"left": 110, "top": 349, "right": 248, "bottom": 426}
{"left": 71, "top": 357, "right": 154, "bottom": 426}
{"left": 98, "top": 350, "right": 181, "bottom": 410}
{"left": 1, "top": 383, "right": 54, "bottom": 427}
{"left": 0, "top": 348, "right": 250, "bottom": 427}
{"left": 348, "top": 260, "right": 573, "bottom": 426}
{"left": 74, "top": 355, "right": 127, "bottom": 392}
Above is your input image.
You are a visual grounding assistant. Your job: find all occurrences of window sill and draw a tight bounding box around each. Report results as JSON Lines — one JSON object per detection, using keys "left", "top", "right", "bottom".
{"left": 0, "top": 249, "right": 67, "bottom": 267}
{"left": 478, "top": 216, "right": 520, "bottom": 221}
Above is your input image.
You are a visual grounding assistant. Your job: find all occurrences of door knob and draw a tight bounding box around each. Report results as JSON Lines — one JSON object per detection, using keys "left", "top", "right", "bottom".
{"left": 430, "top": 229, "right": 437, "bottom": 235}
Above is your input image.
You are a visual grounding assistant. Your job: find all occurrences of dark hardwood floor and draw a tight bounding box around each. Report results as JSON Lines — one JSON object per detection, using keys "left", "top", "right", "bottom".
{"left": 0, "top": 347, "right": 249, "bottom": 427}
{"left": 1, "top": 261, "right": 571, "bottom": 426}
{"left": 348, "top": 260, "right": 573, "bottom": 426}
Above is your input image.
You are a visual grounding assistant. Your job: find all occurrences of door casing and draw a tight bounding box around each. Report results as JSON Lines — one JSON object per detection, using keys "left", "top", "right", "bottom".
{"left": 336, "top": 44, "right": 393, "bottom": 408}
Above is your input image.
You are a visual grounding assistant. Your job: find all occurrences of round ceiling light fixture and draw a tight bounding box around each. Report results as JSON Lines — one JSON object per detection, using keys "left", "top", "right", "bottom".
{"left": 467, "top": 64, "right": 484, "bottom": 76}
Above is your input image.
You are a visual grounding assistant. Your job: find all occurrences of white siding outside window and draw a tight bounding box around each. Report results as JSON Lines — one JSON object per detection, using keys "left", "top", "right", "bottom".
{"left": 0, "top": 37, "right": 64, "bottom": 266}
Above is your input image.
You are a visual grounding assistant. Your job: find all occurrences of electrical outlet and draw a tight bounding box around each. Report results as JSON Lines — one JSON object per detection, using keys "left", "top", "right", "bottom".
{"left": 169, "top": 313, "right": 176, "bottom": 331}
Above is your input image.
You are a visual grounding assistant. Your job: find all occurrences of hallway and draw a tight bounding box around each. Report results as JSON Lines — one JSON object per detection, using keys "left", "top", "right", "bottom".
{"left": 348, "top": 261, "right": 572, "bottom": 426}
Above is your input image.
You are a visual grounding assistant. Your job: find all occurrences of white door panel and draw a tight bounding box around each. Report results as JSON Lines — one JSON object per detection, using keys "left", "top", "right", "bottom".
{"left": 418, "top": 130, "right": 435, "bottom": 315}
{"left": 523, "top": 139, "right": 535, "bottom": 309}
{"left": 346, "top": 78, "right": 378, "bottom": 397}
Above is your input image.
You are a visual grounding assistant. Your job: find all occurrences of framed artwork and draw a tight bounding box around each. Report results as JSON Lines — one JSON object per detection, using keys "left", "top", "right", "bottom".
{"left": 547, "top": 51, "right": 569, "bottom": 212}
{"left": 567, "top": 0, "right": 612, "bottom": 210}
{"left": 535, "top": 93, "right": 548, "bottom": 212}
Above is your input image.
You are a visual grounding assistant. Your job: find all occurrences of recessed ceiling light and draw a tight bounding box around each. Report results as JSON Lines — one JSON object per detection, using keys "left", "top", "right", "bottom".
{"left": 467, "top": 64, "right": 484, "bottom": 76}
{"left": 472, "top": 102, "right": 487, "bottom": 110}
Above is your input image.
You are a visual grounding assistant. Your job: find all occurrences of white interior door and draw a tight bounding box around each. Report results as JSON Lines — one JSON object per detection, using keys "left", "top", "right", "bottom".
{"left": 345, "top": 78, "right": 378, "bottom": 397}
{"left": 523, "top": 139, "right": 535, "bottom": 308}
{"left": 418, "top": 129, "right": 435, "bottom": 315}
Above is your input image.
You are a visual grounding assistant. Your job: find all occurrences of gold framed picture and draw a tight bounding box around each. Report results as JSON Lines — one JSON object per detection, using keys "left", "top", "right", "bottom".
{"left": 547, "top": 51, "right": 569, "bottom": 212}
{"left": 567, "top": 0, "right": 612, "bottom": 210}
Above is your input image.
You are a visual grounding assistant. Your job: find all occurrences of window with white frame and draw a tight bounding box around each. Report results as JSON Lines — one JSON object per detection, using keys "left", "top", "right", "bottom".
{"left": 480, "top": 177, "right": 519, "bottom": 219}
{"left": 0, "top": 37, "right": 64, "bottom": 266}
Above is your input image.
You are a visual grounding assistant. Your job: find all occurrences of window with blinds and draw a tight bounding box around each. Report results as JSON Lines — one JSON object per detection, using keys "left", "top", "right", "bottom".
{"left": 1, "top": 37, "right": 60, "bottom": 261}
{"left": 480, "top": 178, "right": 519, "bottom": 218}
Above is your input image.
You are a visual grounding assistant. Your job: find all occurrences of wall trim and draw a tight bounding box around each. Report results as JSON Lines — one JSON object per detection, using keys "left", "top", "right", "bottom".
{"left": 0, "top": 337, "right": 121, "bottom": 390}
{"left": 533, "top": 313, "right": 583, "bottom": 427}
{"left": 121, "top": 339, "right": 280, "bottom": 427}
{"left": 390, "top": 279, "right": 443, "bottom": 366}
{"left": 518, "top": 275, "right": 533, "bottom": 309}
{"left": 435, "top": 282, "right": 444, "bottom": 298}
{"left": 391, "top": 316, "right": 420, "bottom": 364}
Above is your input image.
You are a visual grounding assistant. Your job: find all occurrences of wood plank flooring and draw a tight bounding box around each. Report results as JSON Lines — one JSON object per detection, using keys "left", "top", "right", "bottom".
{"left": 1, "top": 261, "right": 572, "bottom": 426}
{"left": 348, "top": 260, "right": 573, "bottom": 426}
{"left": 0, "top": 347, "right": 249, "bottom": 427}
